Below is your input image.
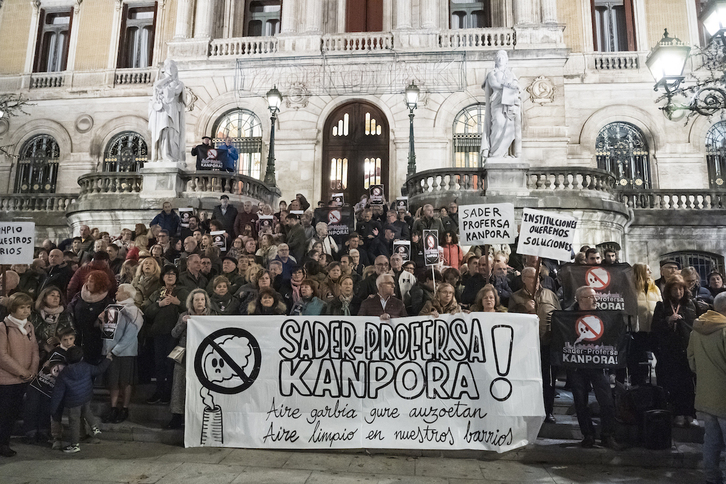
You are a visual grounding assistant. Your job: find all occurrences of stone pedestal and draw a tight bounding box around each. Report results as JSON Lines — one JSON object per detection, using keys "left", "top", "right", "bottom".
{"left": 484, "top": 158, "right": 530, "bottom": 197}
{"left": 140, "top": 161, "right": 185, "bottom": 200}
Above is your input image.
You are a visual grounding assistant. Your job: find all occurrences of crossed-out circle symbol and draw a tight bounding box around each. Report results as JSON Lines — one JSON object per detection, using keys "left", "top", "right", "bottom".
{"left": 576, "top": 315, "right": 604, "bottom": 342}
{"left": 207, "top": 149, "right": 218, "bottom": 159}
{"left": 585, "top": 267, "right": 610, "bottom": 291}
{"left": 328, "top": 210, "right": 341, "bottom": 224}
{"left": 194, "top": 327, "right": 262, "bottom": 395}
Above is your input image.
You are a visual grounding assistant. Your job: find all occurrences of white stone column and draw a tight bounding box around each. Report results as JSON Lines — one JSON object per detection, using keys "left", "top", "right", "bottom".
{"left": 395, "top": 0, "right": 412, "bottom": 29}
{"left": 541, "top": 0, "right": 557, "bottom": 23}
{"left": 174, "top": 0, "right": 194, "bottom": 38}
{"left": 66, "top": 1, "right": 82, "bottom": 71}
{"left": 23, "top": 0, "right": 42, "bottom": 74}
{"left": 281, "top": 0, "right": 298, "bottom": 34}
{"left": 304, "top": 0, "right": 322, "bottom": 32}
{"left": 513, "top": 0, "right": 535, "bottom": 24}
{"left": 336, "top": 0, "right": 346, "bottom": 33}
{"left": 194, "top": 0, "right": 214, "bottom": 38}
{"left": 420, "top": 0, "right": 437, "bottom": 29}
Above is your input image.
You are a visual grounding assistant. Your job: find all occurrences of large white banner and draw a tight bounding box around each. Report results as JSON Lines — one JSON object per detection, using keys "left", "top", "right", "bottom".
{"left": 459, "top": 203, "right": 515, "bottom": 245}
{"left": 0, "top": 222, "right": 35, "bottom": 264}
{"left": 185, "top": 313, "right": 544, "bottom": 453}
{"left": 517, "top": 208, "right": 577, "bottom": 262}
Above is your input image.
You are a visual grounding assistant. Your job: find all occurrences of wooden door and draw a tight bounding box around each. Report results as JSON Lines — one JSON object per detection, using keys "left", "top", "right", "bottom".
{"left": 346, "top": 0, "right": 383, "bottom": 32}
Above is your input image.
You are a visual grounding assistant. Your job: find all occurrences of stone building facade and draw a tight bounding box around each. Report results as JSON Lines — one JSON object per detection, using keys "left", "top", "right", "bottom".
{"left": 0, "top": 0, "right": 724, "bottom": 279}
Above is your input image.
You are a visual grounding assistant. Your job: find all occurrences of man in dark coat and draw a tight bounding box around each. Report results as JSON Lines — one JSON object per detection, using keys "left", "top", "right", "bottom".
{"left": 285, "top": 214, "right": 308, "bottom": 264}
{"left": 150, "top": 201, "right": 181, "bottom": 237}
{"left": 211, "top": 195, "right": 238, "bottom": 236}
{"left": 358, "top": 273, "right": 407, "bottom": 319}
{"left": 40, "top": 249, "right": 75, "bottom": 293}
{"left": 233, "top": 201, "right": 259, "bottom": 239}
{"left": 192, "top": 136, "right": 213, "bottom": 170}
{"left": 178, "top": 254, "right": 208, "bottom": 292}
{"left": 460, "top": 254, "right": 495, "bottom": 306}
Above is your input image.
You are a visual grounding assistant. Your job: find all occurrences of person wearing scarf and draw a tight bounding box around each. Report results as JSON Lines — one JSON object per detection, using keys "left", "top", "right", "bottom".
{"left": 249, "top": 287, "right": 287, "bottom": 315}
{"left": 131, "top": 257, "right": 162, "bottom": 308}
{"left": 289, "top": 279, "right": 326, "bottom": 316}
{"left": 280, "top": 266, "right": 305, "bottom": 314}
{"left": 325, "top": 275, "right": 361, "bottom": 316}
{"left": 419, "top": 283, "right": 462, "bottom": 317}
{"left": 0, "top": 293, "right": 39, "bottom": 457}
{"left": 209, "top": 276, "right": 240, "bottom": 315}
{"left": 67, "top": 271, "right": 113, "bottom": 365}
{"left": 31, "top": 287, "right": 74, "bottom": 362}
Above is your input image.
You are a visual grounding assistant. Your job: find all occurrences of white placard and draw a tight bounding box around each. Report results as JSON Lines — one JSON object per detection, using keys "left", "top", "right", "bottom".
{"left": 0, "top": 222, "right": 35, "bottom": 264}
{"left": 516, "top": 208, "right": 577, "bottom": 261}
{"left": 459, "top": 203, "right": 515, "bottom": 245}
{"left": 185, "top": 313, "right": 544, "bottom": 452}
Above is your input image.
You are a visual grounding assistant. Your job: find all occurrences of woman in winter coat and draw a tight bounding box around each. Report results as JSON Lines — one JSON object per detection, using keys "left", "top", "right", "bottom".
{"left": 131, "top": 257, "right": 161, "bottom": 307}
{"left": 143, "top": 265, "right": 187, "bottom": 406}
{"left": 167, "top": 289, "right": 213, "bottom": 429}
{"left": 209, "top": 276, "right": 240, "bottom": 315}
{"left": 67, "top": 270, "right": 114, "bottom": 365}
{"left": 318, "top": 262, "right": 343, "bottom": 303}
{"left": 248, "top": 287, "right": 288, "bottom": 315}
{"left": 102, "top": 284, "right": 144, "bottom": 424}
{"left": 652, "top": 275, "right": 697, "bottom": 427}
{"left": 706, "top": 271, "right": 726, "bottom": 298}
{"left": 30, "top": 286, "right": 74, "bottom": 363}
{"left": 632, "top": 263, "right": 662, "bottom": 386}
{"left": 235, "top": 269, "right": 274, "bottom": 314}
{"left": 0, "top": 293, "right": 39, "bottom": 457}
{"left": 324, "top": 275, "right": 362, "bottom": 316}
{"left": 441, "top": 231, "right": 463, "bottom": 270}
{"left": 289, "top": 279, "right": 326, "bottom": 316}
{"left": 419, "top": 283, "right": 462, "bottom": 317}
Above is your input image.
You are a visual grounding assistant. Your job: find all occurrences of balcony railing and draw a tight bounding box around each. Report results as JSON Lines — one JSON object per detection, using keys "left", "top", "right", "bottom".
{"left": 30, "top": 73, "right": 64, "bottom": 89}
{"left": 619, "top": 189, "right": 726, "bottom": 210}
{"left": 405, "top": 167, "right": 485, "bottom": 198}
{"left": 0, "top": 193, "right": 76, "bottom": 213}
{"left": 180, "top": 171, "right": 281, "bottom": 205}
{"left": 527, "top": 167, "right": 618, "bottom": 197}
{"left": 114, "top": 68, "right": 156, "bottom": 86}
{"left": 438, "top": 28, "right": 516, "bottom": 49}
{"left": 210, "top": 37, "right": 278, "bottom": 57}
{"left": 592, "top": 52, "right": 642, "bottom": 70}
{"left": 77, "top": 172, "right": 144, "bottom": 197}
{"left": 321, "top": 32, "right": 394, "bottom": 52}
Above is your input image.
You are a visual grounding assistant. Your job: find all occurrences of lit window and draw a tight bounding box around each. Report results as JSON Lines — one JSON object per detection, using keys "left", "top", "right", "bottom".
{"left": 596, "top": 122, "right": 651, "bottom": 188}
{"left": 214, "top": 109, "right": 264, "bottom": 178}
{"left": 330, "top": 158, "right": 349, "bottom": 190}
{"left": 592, "top": 0, "right": 637, "bottom": 52}
{"left": 363, "top": 158, "right": 381, "bottom": 189}
{"left": 104, "top": 132, "right": 147, "bottom": 172}
{"left": 34, "top": 10, "right": 72, "bottom": 73}
{"left": 246, "top": 0, "right": 281, "bottom": 37}
{"left": 118, "top": 4, "right": 156, "bottom": 69}
{"left": 450, "top": 0, "right": 489, "bottom": 29}
{"left": 453, "top": 104, "right": 485, "bottom": 168}
{"left": 15, "top": 135, "right": 60, "bottom": 194}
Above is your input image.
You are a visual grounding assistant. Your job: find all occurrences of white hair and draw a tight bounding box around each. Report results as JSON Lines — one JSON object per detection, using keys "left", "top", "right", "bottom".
{"left": 118, "top": 283, "right": 137, "bottom": 301}
{"left": 715, "top": 292, "right": 726, "bottom": 314}
{"left": 376, "top": 273, "right": 394, "bottom": 289}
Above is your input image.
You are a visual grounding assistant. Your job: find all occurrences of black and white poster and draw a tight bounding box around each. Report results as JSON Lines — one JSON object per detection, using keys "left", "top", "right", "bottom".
{"left": 550, "top": 310, "right": 628, "bottom": 369}
{"left": 258, "top": 215, "right": 274, "bottom": 234}
{"left": 459, "top": 204, "right": 515, "bottom": 245}
{"left": 200, "top": 148, "right": 227, "bottom": 170}
{"left": 395, "top": 198, "right": 408, "bottom": 213}
{"left": 211, "top": 230, "right": 227, "bottom": 252}
{"left": 393, "top": 240, "right": 411, "bottom": 262}
{"left": 423, "top": 230, "right": 439, "bottom": 266}
{"left": 30, "top": 351, "right": 68, "bottom": 398}
{"left": 101, "top": 304, "right": 123, "bottom": 340}
{"left": 179, "top": 208, "right": 194, "bottom": 228}
{"left": 314, "top": 207, "right": 354, "bottom": 239}
{"left": 559, "top": 263, "right": 638, "bottom": 316}
{"left": 332, "top": 193, "right": 344, "bottom": 207}
{"left": 369, "top": 185, "right": 384, "bottom": 205}
{"left": 185, "top": 313, "right": 545, "bottom": 451}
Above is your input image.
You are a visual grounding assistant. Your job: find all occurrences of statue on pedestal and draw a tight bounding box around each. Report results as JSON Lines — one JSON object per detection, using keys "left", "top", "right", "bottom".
{"left": 481, "top": 50, "right": 522, "bottom": 160}
{"left": 149, "top": 59, "right": 185, "bottom": 162}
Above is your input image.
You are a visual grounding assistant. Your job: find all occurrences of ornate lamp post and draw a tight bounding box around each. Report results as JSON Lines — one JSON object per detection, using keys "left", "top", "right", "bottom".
{"left": 405, "top": 82, "right": 419, "bottom": 176}
{"left": 264, "top": 85, "right": 282, "bottom": 187}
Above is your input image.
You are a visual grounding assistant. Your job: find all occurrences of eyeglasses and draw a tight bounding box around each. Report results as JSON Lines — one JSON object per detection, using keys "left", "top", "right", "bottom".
{"left": 579, "top": 295, "right": 597, "bottom": 300}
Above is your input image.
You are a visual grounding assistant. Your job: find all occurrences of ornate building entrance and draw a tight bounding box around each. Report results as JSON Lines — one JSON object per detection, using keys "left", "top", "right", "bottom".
{"left": 322, "top": 101, "right": 389, "bottom": 205}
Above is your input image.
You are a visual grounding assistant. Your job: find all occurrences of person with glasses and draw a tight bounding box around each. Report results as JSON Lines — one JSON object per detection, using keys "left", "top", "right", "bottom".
{"left": 358, "top": 274, "right": 407, "bottom": 319}
{"left": 358, "top": 256, "right": 391, "bottom": 301}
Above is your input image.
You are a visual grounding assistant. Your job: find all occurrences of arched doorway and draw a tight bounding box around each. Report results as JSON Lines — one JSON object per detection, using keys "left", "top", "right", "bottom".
{"left": 322, "top": 101, "right": 389, "bottom": 205}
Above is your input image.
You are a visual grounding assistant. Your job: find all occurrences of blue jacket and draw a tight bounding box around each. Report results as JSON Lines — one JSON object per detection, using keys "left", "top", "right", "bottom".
{"left": 50, "top": 358, "right": 111, "bottom": 412}
{"left": 103, "top": 301, "right": 144, "bottom": 357}
{"left": 216, "top": 143, "right": 238, "bottom": 172}
{"left": 150, "top": 210, "right": 181, "bottom": 236}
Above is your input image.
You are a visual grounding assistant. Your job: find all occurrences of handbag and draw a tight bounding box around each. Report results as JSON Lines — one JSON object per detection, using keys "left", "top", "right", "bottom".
{"left": 167, "top": 345, "right": 186, "bottom": 364}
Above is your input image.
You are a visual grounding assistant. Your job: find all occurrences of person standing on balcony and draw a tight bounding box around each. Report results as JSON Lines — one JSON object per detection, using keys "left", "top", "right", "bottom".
{"left": 216, "top": 136, "right": 238, "bottom": 173}
{"left": 191, "top": 136, "right": 213, "bottom": 170}
{"left": 211, "top": 195, "right": 238, "bottom": 237}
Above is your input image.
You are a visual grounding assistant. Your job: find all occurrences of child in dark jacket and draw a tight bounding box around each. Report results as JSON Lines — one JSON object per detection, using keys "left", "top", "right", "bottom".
{"left": 50, "top": 345, "right": 112, "bottom": 453}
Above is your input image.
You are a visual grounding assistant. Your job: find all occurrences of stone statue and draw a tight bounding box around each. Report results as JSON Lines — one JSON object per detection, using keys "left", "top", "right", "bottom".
{"left": 149, "top": 59, "right": 185, "bottom": 162}
{"left": 481, "top": 50, "right": 522, "bottom": 160}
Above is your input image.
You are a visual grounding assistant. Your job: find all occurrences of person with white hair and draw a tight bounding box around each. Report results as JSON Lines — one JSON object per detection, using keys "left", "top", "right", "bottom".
{"left": 101, "top": 284, "right": 144, "bottom": 424}
{"left": 308, "top": 222, "right": 339, "bottom": 258}
{"left": 358, "top": 273, "right": 407, "bottom": 319}
{"left": 688, "top": 292, "right": 726, "bottom": 484}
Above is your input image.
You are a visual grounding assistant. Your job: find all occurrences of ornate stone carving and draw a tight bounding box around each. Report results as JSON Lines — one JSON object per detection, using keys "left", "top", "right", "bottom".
{"left": 185, "top": 86, "right": 198, "bottom": 112}
{"left": 284, "top": 82, "right": 310, "bottom": 109}
{"left": 0, "top": 118, "right": 9, "bottom": 137}
{"left": 149, "top": 59, "right": 185, "bottom": 162}
{"left": 481, "top": 50, "right": 522, "bottom": 159}
{"left": 75, "top": 114, "right": 94, "bottom": 133}
{"left": 527, "top": 76, "right": 556, "bottom": 104}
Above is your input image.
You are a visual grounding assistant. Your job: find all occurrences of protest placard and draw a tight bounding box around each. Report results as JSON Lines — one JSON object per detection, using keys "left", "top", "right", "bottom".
{"left": 314, "top": 207, "right": 354, "bottom": 239}
{"left": 258, "top": 215, "right": 274, "bottom": 234}
{"left": 550, "top": 310, "right": 628, "bottom": 369}
{"left": 423, "top": 230, "right": 439, "bottom": 266}
{"left": 211, "top": 231, "right": 227, "bottom": 252}
{"left": 516, "top": 208, "right": 577, "bottom": 261}
{"left": 185, "top": 313, "right": 544, "bottom": 452}
{"left": 101, "top": 304, "right": 123, "bottom": 340}
{"left": 200, "top": 149, "right": 226, "bottom": 170}
{"left": 393, "top": 240, "right": 411, "bottom": 261}
{"left": 459, "top": 203, "right": 515, "bottom": 245}
{"left": 395, "top": 197, "right": 408, "bottom": 213}
{"left": 0, "top": 222, "right": 35, "bottom": 264}
{"left": 559, "top": 263, "right": 638, "bottom": 316}
{"left": 332, "top": 193, "right": 344, "bottom": 207}
{"left": 369, "top": 185, "right": 384, "bottom": 204}
{"left": 179, "top": 208, "right": 194, "bottom": 228}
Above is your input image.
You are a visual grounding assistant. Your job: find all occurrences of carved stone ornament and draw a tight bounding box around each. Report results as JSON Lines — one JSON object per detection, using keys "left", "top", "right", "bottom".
{"left": 0, "top": 118, "right": 9, "bottom": 137}
{"left": 526, "top": 76, "right": 556, "bottom": 104}
{"left": 185, "top": 87, "right": 198, "bottom": 112}
{"left": 75, "top": 114, "right": 94, "bottom": 133}
{"left": 284, "top": 82, "right": 310, "bottom": 109}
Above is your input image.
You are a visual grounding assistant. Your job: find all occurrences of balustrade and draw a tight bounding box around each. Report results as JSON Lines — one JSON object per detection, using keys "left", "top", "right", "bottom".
{"left": 181, "top": 171, "right": 280, "bottom": 205}
{"left": 321, "top": 32, "right": 394, "bottom": 52}
{"left": 438, "top": 28, "right": 516, "bottom": 49}
{"left": 526, "top": 168, "right": 617, "bottom": 196}
{"left": 30, "top": 73, "right": 64, "bottom": 89}
{"left": 0, "top": 194, "right": 75, "bottom": 212}
{"left": 592, "top": 52, "right": 641, "bottom": 70}
{"left": 210, "top": 37, "right": 278, "bottom": 57}
{"left": 619, "top": 190, "right": 726, "bottom": 210}
{"left": 115, "top": 68, "right": 156, "bottom": 86}
{"left": 77, "top": 173, "right": 143, "bottom": 197}
{"left": 405, "top": 168, "right": 484, "bottom": 198}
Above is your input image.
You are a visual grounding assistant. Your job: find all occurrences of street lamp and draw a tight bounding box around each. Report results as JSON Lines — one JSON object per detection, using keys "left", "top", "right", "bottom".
{"left": 645, "top": 29, "right": 690, "bottom": 92}
{"left": 701, "top": 0, "right": 726, "bottom": 36}
{"left": 405, "top": 82, "right": 419, "bottom": 176}
{"left": 263, "top": 85, "right": 282, "bottom": 187}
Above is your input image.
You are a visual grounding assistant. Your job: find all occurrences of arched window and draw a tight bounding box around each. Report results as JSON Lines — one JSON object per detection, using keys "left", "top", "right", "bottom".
{"left": 596, "top": 122, "right": 651, "bottom": 189}
{"left": 453, "top": 104, "right": 484, "bottom": 168}
{"left": 15, "top": 135, "right": 60, "bottom": 194}
{"left": 103, "top": 131, "right": 147, "bottom": 172}
{"left": 705, "top": 121, "right": 726, "bottom": 188}
{"left": 661, "top": 251, "right": 725, "bottom": 283}
{"left": 213, "top": 109, "right": 263, "bottom": 179}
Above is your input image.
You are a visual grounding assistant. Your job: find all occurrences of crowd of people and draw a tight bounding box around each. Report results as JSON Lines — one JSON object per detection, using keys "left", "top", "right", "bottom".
{"left": 0, "top": 192, "right": 725, "bottom": 477}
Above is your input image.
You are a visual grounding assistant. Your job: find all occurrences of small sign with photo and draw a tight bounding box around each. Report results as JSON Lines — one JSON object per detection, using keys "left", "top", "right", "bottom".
{"left": 332, "top": 193, "right": 344, "bottom": 207}
{"left": 369, "top": 185, "right": 384, "bottom": 205}
{"left": 102, "top": 304, "right": 123, "bottom": 340}
{"left": 423, "top": 230, "right": 440, "bottom": 266}
{"left": 393, "top": 240, "right": 411, "bottom": 262}
{"left": 396, "top": 197, "right": 408, "bottom": 213}
{"left": 179, "top": 208, "right": 194, "bottom": 228}
{"left": 211, "top": 230, "right": 227, "bottom": 252}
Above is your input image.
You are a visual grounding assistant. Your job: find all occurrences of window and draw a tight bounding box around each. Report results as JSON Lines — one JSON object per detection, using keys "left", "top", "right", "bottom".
{"left": 662, "top": 251, "right": 725, "bottom": 283}
{"left": 596, "top": 122, "right": 651, "bottom": 189}
{"left": 450, "top": 0, "right": 490, "bottom": 29}
{"left": 14, "top": 135, "right": 60, "bottom": 194}
{"left": 453, "top": 104, "right": 485, "bottom": 168}
{"left": 213, "top": 109, "right": 263, "bottom": 178}
{"left": 696, "top": 0, "right": 709, "bottom": 47}
{"left": 346, "top": 0, "right": 383, "bottom": 33}
{"left": 104, "top": 132, "right": 147, "bottom": 172}
{"left": 34, "top": 9, "right": 72, "bottom": 73}
{"left": 245, "top": 0, "right": 281, "bottom": 36}
{"left": 118, "top": 3, "right": 157, "bottom": 69}
{"left": 705, "top": 121, "right": 726, "bottom": 188}
{"left": 591, "top": 0, "right": 636, "bottom": 52}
